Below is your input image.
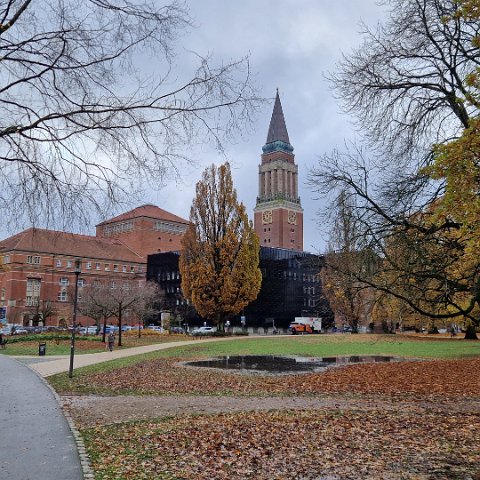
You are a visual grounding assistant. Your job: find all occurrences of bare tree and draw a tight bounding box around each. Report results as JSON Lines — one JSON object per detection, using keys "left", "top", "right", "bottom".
{"left": 79, "top": 279, "right": 161, "bottom": 344}
{"left": 330, "top": 0, "right": 480, "bottom": 162}
{"left": 0, "top": 0, "right": 261, "bottom": 231}
{"left": 320, "top": 190, "right": 375, "bottom": 332}
{"left": 129, "top": 281, "right": 163, "bottom": 337}
{"left": 312, "top": 0, "right": 480, "bottom": 338}
{"left": 310, "top": 147, "right": 479, "bottom": 337}
{"left": 78, "top": 283, "right": 113, "bottom": 342}
{"left": 104, "top": 279, "right": 161, "bottom": 346}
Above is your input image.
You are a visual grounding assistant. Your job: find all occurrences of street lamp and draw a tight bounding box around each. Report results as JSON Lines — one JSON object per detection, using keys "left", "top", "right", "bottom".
{"left": 68, "top": 258, "right": 82, "bottom": 378}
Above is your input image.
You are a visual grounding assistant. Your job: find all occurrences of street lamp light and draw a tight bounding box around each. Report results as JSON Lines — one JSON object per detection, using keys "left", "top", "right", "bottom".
{"left": 68, "top": 258, "right": 82, "bottom": 378}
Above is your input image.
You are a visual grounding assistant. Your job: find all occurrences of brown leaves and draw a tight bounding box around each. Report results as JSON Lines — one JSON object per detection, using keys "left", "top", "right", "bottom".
{"left": 83, "top": 409, "right": 480, "bottom": 480}
{"left": 84, "top": 357, "right": 480, "bottom": 399}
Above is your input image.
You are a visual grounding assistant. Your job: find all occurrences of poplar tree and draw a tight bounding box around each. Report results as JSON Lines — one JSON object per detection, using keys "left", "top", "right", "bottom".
{"left": 180, "top": 163, "right": 261, "bottom": 329}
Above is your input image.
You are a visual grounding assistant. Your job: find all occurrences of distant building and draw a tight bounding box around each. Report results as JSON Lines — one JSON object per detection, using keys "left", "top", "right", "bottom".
{"left": 0, "top": 95, "right": 330, "bottom": 328}
{"left": 147, "top": 247, "right": 333, "bottom": 329}
{"left": 96, "top": 204, "right": 190, "bottom": 257}
{"left": 254, "top": 91, "right": 303, "bottom": 251}
{"left": 0, "top": 205, "right": 189, "bottom": 326}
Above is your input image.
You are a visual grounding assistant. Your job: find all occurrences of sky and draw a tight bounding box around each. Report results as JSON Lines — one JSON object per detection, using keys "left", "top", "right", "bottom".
{"left": 0, "top": 1, "right": 387, "bottom": 252}
{"left": 143, "top": 0, "right": 386, "bottom": 253}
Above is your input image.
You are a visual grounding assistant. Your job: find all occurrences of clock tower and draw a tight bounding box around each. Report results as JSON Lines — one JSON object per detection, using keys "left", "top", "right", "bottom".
{"left": 254, "top": 91, "right": 303, "bottom": 250}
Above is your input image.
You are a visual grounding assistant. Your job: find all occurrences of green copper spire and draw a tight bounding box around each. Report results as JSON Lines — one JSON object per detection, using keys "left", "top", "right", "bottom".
{"left": 263, "top": 90, "right": 293, "bottom": 154}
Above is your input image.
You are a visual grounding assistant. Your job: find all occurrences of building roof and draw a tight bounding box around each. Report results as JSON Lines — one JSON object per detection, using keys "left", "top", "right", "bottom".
{"left": 0, "top": 228, "right": 143, "bottom": 262}
{"left": 265, "top": 90, "right": 291, "bottom": 145}
{"left": 97, "top": 204, "right": 189, "bottom": 227}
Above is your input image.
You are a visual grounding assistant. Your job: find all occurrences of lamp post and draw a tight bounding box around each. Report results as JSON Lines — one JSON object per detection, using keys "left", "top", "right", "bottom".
{"left": 68, "top": 258, "right": 82, "bottom": 378}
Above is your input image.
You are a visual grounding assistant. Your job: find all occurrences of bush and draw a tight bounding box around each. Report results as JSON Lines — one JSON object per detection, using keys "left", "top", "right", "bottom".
{"left": 7, "top": 334, "right": 102, "bottom": 344}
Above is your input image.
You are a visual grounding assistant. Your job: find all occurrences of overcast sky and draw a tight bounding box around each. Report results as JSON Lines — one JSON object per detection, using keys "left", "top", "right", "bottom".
{"left": 141, "top": 0, "right": 386, "bottom": 253}
{"left": 1, "top": 1, "right": 387, "bottom": 251}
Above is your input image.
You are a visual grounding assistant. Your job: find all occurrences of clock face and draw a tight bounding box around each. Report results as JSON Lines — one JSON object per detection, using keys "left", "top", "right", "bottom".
{"left": 288, "top": 211, "right": 297, "bottom": 225}
{"left": 262, "top": 210, "right": 273, "bottom": 224}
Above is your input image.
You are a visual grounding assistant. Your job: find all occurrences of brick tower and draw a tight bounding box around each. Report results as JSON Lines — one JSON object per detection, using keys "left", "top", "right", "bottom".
{"left": 254, "top": 91, "right": 303, "bottom": 250}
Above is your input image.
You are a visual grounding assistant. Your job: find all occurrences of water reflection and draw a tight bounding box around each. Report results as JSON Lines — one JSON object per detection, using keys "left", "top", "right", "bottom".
{"left": 185, "top": 355, "right": 401, "bottom": 375}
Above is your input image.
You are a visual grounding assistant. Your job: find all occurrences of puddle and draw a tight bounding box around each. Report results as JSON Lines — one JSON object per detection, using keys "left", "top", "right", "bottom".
{"left": 184, "top": 355, "right": 405, "bottom": 375}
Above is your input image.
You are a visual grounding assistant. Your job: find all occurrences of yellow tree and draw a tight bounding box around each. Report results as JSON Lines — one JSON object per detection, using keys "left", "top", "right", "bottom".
{"left": 180, "top": 163, "right": 261, "bottom": 329}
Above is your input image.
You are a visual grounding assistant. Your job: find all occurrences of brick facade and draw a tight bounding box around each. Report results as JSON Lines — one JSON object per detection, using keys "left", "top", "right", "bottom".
{"left": 0, "top": 204, "right": 189, "bottom": 327}
{"left": 253, "top": 91, "right": 304, "bottom": 250}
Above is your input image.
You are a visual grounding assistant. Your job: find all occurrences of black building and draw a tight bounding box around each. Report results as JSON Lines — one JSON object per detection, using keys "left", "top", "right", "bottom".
{"left": 147, "top": 247, "right": 333, "bottom": 329}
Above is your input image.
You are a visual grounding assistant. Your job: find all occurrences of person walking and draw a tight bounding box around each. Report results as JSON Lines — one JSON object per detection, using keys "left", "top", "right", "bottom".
{"left": 107, "top": 330, "right": 115, "bottom": 352}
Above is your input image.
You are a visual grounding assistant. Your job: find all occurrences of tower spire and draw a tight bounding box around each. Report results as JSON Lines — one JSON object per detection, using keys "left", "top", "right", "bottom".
{"left": 254, "top": 91, "right": 303, "bottom": 251}
{"left": 266, "top": 90, "right": 290, "bottom": 145}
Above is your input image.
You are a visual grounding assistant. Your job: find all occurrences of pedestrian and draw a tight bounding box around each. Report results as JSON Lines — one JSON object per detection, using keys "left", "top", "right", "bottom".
{"left": 108, "top": 331, "right": 115, "bottom": 352}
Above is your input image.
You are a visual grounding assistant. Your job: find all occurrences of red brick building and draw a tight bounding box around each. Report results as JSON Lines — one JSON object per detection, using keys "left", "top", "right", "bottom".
{"left": 254, "top": 91, "right": 304, "bottom": 251}
{"left": 0, "top": 205, "right": 189, "bottom": 326}
{"left": 96, "top": 204, "right": 189, "bottom": 256}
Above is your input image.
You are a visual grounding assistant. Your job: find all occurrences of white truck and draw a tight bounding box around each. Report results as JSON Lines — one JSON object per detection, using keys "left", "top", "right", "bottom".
{"left": 289, "top": 317, "right": 322, "bottom": 334}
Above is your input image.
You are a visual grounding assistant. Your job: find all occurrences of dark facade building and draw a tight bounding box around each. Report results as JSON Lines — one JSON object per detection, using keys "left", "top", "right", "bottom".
{"left": 245, "top": 247, "right": 332, "bottom": 328}
{"left": 147, "top": 247, "right": 333, "bottom": 329}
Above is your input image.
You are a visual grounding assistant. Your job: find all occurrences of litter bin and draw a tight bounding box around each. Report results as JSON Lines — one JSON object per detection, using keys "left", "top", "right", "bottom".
{"left": 38, "top": 342, "right": 46, "bottom": 356}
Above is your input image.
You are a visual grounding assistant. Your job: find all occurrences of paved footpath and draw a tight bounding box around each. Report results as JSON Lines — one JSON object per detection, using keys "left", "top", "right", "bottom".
{"left": 26, "top": 336, "right": 260, "bottom": 377}
{"left": 2, "top": 335, "right": 266, "bottom": 480}
{"left": 0, "top": 355, "right": 84, "bottom": 480}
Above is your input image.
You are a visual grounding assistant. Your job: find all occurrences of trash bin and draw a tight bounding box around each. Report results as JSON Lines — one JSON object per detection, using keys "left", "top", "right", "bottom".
{"left": 38, "top": 342, "right": 46, "bottom": 356}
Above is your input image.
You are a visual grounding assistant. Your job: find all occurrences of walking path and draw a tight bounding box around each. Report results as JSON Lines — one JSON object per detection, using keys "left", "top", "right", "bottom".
{"left": 0, "top": 355, "right": 84, "bottom": 480}
{"left": 1, "top": 336, "right": 256, "bottom": 480}
{"left": 24, "top": 336, "right": 255, "bottom": 377}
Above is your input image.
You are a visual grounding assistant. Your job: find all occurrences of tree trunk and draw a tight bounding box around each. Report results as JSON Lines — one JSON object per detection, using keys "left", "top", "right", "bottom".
{"left": 102, "top": 316, "right": 107, "bottom": 343}
{"left": 464, "top": 324, "right": 478, "bottom": 340}
{"left": 118, "top": 307, "right": 123, "bottom": 347}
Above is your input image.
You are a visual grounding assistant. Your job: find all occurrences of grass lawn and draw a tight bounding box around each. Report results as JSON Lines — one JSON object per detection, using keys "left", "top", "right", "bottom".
{"left": 0, "top": 332, "right": 189, "bottom": 356}
{"left": 63, "top": 334, "right": 480, "bottom": 480}
{"left": 48, "top": 333, "right": 480, "bottom": 395}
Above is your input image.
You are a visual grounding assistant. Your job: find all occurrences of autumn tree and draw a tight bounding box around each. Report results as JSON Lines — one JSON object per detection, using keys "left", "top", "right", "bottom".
{"left": 312, "top": 0, "right": 480, "bottom": 338}
{"left": 320, "top": 191, "right": 375, "bottom": 333}
{"left": 0, "top": 0, "right": 260, "bottom": 231}
{"left": 180, "top": 163, "right": 261, "bottom": 329}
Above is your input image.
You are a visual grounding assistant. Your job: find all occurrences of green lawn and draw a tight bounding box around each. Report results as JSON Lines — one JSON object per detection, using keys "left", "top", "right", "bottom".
{"left": 47, "top": 333, "right": 480, "bottom": 394}
{"left": 0, "top": 333, "right": 188, "bottom": 356}
{"left": 166, "top": 333, "right": 480, "bottom": 359}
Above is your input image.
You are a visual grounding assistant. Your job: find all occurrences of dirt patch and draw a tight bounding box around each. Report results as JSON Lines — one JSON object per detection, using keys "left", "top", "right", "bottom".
{"left": 63, "top": 392, "right": 480, "bottom": 428}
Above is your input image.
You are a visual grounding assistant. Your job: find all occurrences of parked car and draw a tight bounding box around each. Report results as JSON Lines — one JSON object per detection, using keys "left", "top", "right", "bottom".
{"left": 12, "top": 326, "right": 28, "bottom": 335}
{"left": 79, "top": 326, "right": 98, "bottom": 335}
{"left": 170, "top": 327, "right": 185, "bottom": 334}
{"left": 191, "top": 326, "right": 215, "bottom": 336}
{"left": 121, "top": 325, "right": 136, "bottom": 332}
{"left": 146, "top": 325, "right": 163, "bottom": 333}
{"left": 102, "top": 325, "right": 119, "bottom": 334}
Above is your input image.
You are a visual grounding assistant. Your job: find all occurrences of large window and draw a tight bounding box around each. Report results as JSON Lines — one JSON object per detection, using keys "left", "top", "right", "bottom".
{"left": 26, "top": 278, "right": 41, "bottom": 306}
{"left": 154, "top": 221, "right": 187, "bottom": 235}
{"left": 26, "top": 255, "right": 41, "bottom": 265}
{"left": 103, "top": 221, "right": 133, "bottom": 236}
{"left": 57, "top": 289, "right": 68, "bottom": 302}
